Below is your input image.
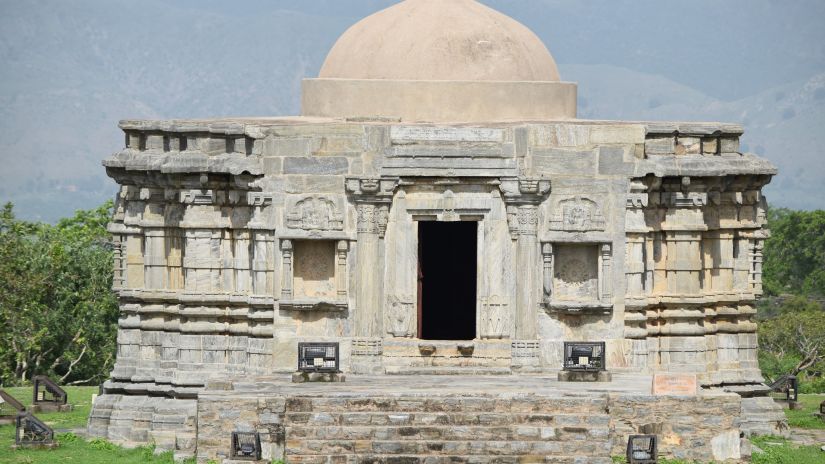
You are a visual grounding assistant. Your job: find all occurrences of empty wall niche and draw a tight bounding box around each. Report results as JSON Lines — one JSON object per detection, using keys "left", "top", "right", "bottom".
{"left": 294, "top": 240, "right": 336, "bottom": 299}
{"left": 280, "top": 238, "right": 349, "bottom": 312}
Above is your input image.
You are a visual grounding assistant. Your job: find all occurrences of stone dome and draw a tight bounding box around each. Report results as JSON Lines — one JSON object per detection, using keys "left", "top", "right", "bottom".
{"left": 319, "top": 0, "right": 561, "bottom": 82}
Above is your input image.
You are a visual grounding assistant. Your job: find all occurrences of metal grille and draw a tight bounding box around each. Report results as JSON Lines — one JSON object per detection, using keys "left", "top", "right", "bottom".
{"left": 626, "top": 434, "right": 657, "bottom": 464}
{"left": 32, "top": 376, "right": 67, "bottom": 405}
{"left": 15, "top": 413, "right": 54, "bottom": 446}
{"left": 562, "top": 341, "right": 606, "bottom": 371}
{"left": 298, "top": 342, "right": 339, "bottom": 372}
{"left": 231, "top": 431, "right": 261, "bottom": 460}
{"left": 0, "top": 389, "right": 25, "bottom": 419}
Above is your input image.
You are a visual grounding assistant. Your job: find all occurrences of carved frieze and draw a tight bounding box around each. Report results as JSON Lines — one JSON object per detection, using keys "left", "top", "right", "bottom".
{"left": 286, "top": 195, "right": 344, "bottom": 232}
{"left": 549, "top": 196, "right": 606, "bottom": 232}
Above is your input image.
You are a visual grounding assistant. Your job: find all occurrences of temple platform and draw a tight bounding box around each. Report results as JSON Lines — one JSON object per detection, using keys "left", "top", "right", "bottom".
{"left": 188, "top": 373, "right": 752, "bottom": 463}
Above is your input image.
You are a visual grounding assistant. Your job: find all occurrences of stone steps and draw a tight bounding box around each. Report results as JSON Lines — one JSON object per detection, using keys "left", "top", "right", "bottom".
{"left": 283, "top": 395, "right": 612, "bottom": 462}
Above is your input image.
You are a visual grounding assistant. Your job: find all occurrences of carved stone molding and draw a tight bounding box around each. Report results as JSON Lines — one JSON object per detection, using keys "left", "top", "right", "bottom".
{"left": 663, "top": 192, "right": 709, "bottom": 208}
{"left": 346, "top": 177, "right": 399, "bottom": 238}
{"left": 549, "top": 196, "right": 606, "bottom": 232}
{"left": 499, "top": 177, "right": 551, "bottom": 204}
{"left": 506, "top": 205, "right": 539, "bottom": 237}
{"left": 356, "top": 203, "right": 389, "bottom": 237}
{"left": 286, "top": 195, "right": 344, "bottom": 232}
{"left": 180, "top": 189, "right": 216, "bottom": 205}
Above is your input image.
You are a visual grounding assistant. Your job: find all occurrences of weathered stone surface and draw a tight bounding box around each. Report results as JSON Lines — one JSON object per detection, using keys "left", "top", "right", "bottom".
{"left": 283, "top": 157, "right": 349, "bottom": 175}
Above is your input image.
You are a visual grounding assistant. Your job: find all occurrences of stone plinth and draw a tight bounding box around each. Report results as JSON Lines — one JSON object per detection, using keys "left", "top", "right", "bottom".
{"left": 558, "top": 370, "right": 613, "bottom": 382}
{"left": 291, "top": 371, "right": 346, "bottom": 383}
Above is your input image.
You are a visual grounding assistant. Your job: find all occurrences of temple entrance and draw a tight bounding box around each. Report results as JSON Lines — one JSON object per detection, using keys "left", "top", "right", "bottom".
{"left": 417, "top": 221, "right": 477, "bottom": 340}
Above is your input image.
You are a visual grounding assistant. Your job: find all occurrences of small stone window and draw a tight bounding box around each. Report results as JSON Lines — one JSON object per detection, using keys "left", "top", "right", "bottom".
{"left": 280, "top": 239, "right": 348, "bottom": 312}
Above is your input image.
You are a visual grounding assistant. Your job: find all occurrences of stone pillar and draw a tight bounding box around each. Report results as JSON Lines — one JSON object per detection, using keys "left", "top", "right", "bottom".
{"left": 501, "top": 178, "right": 550, "bottom": 342}
{"left": 346, "top": 177, "right": 398, "bottom": 374}
{"left": 512, "top": 205, "right": 539, "bottom": 339}
{"left": 354, "top": 203, "right": 386, "bottom": 337}
{"left": 346, "top": 178, "right": 399, "bottom": 339}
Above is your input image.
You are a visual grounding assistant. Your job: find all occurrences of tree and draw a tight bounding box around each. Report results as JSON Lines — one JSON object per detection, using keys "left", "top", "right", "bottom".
{"left": 0, "top": 201, "right": 118, "bottom": 386}
{"left": 763, "top": 208, "right": 825, "bottom": 297}
{"left": 758, "top": 296, "right": 825, "bottom": 391}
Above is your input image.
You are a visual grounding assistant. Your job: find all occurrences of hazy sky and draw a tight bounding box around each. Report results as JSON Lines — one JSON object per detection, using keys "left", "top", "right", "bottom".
{"left": 1, "top": 0, "right": 823, "bottom": 221}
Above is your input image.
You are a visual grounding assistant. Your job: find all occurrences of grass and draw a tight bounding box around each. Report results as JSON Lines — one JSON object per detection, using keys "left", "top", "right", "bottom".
{"left": 786, "top": 393, "right": 825, "bottom": 429}
{"left": 751, "top": 435, "right": 825, "bottom": 464}
{"left": 0, "top": 386, "right": 194, "bottom": 464}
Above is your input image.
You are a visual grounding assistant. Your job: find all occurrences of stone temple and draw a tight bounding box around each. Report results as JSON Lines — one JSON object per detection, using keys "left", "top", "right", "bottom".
{"left": 88, "top": 0, "right": 787, "bottom": 462}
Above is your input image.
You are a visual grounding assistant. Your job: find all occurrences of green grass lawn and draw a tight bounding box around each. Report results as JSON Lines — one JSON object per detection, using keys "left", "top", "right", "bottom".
{"left": 0, "top": 386, "right": 192, "bottom": 464}
{"left": 786, "top": 393, "right": 825, "bottom": 429}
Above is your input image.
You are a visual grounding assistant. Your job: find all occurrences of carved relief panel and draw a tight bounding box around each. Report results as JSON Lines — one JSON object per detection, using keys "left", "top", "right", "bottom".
{"left": 549, "top": 196, "right": 606, "bottom": 232}
{"left": 285, "top": 195, "right": 344, "bottom": 235}
{"left": 386, "top": 295, "right": 416, "bottom": 338}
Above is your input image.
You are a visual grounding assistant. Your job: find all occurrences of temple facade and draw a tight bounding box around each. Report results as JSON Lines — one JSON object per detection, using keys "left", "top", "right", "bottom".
{"left": 89, "top": 1, "right": 784, "bottom": 462}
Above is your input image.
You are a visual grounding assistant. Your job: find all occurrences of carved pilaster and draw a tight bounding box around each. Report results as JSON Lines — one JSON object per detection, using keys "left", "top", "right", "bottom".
{"left": 280, "top": 239, "right": 293, "bottom": 300}
{"left": 600, "top": 244, "right": 613, "bottom": 301}
{"left": 541, "top": 243, "right": 554, "bottom": 304}
{"left": 336, "top": 240, "right": 349, "bottom": 298}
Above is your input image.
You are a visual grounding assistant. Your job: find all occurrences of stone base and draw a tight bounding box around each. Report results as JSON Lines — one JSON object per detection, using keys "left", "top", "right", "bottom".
{"left": 814, "top": 412, "right": 825, "bottom": 421}
{"left": 773, "top": 399, "right": 802, "bottom": 410}
{"left": 31, "top": 403, "right": 73, "bottom": 413}
{"left": 558, "top": 370, "right": 612, "bottom": 382}
{"left": 10, "top": 442, "right": 59, "bottom": 450}
{"left": 291, "top": 371, "right": 346, "bottom": 383}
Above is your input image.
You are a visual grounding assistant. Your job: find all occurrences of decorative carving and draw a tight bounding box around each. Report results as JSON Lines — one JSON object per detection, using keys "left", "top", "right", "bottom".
{"left": 180, "top": 189, "right": 215, "bottom": 205}
{"left": 247, "top": 192, "right": 274, "bottom": 207}
{"left": 511, "top": 340, "right": 540, "bottom": 359}
{"left": 356, "top": 203, "right": 389, "bottom": 237}
{"left": 286, "top": 196, "right": 343, "bottom": 232}
{"left": 499, "top": 177, "right": 551, "bottom": 201}
{"left": 481, "top": 295, "right": 510, "bottom": 339}
{"left": 663, "top": 192, "right": 708, "bottom": 208}
{"left": 506, "top": 205, "right": 539, "bottom": 237}
{"left": 351, "top": 338, "right": 382, "bottom": 356}
{"left": 386, "top": 295, "right": 415, "bottom": 338}
{"left": 549, "top": 196, "right": 606, "bottom": 232}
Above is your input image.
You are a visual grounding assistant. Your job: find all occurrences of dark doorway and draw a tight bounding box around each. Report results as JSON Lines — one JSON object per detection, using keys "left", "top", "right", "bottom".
{"left": 417, "top": 221, "right": 477, "bottom": 340}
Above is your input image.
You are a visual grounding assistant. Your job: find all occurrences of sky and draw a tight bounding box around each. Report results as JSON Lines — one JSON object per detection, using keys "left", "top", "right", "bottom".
{"left": 0, "top": 0, "right": 823, "bottom": 222}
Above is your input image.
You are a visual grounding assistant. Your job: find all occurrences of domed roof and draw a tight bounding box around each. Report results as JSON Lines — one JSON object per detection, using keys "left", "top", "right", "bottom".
{"left": 319, "top": 0, "right": 561, "bottom": 82}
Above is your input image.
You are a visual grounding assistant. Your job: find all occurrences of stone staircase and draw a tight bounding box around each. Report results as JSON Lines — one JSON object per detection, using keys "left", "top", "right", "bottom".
{"left": 282, "top": 395, "right": 613, "bottom": 463}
